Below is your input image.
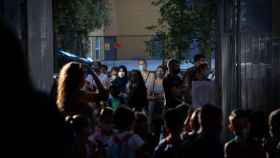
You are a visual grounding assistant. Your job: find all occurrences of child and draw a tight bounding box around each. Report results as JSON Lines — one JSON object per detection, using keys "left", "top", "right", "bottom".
{"left": 224, "top": 109, "right": 266, "bottom": 158}
{"left": 153, "top": 107, "right": 185, "bottom": 158}
{"left": 89, "top": 107, "right": 114, "bottom": 157}
{"left": 66, "top": 114, "right": 94, "bottom": 158}
{"left": 107, "top": 106, "right": 144, "bottom": 158}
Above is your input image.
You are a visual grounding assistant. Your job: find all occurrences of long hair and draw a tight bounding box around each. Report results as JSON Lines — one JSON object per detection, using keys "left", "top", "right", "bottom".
{"left": 128, "top": 70, "right": 146, "bottom": 92}
{"left": 128, "top": 70, "right": 148, "bottom": 109}
{"left": 119, "top": 65, "right": 128, "bottom": 77}
{"left": 57, "top": 62, "right": 84, "bottom": 114}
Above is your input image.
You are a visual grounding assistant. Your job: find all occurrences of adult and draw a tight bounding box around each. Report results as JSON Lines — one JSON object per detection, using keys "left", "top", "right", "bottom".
{"left": 127, "top": 70, "right": 148, "bottom": 111}
{"left": 85, "top": 61, "right": 109, "bottom": 90}
{"left": 148, "top": 65, "right": 166, "bottom": 142}
{"left": 138, "top": 59, "right": 155, "bottom": 96}
{"left": 57, "top": 62, "right": 108, "bottom": 119}
{"left": 112, "top": 65, "right": 129, "bottom": 94}
{"left": 163, "top": 59, "right": 184, "bottom": 109}
{"left": 183, "top": 54, "right": 207, "bottom": 104}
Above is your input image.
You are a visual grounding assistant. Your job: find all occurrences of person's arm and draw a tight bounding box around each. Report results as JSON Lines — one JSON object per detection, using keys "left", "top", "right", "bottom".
{"left": 79, "top": 90, "right": 98, "bottom": 104}
{"left": 147, "top": 73, "right": 157, "bottom": 100}
{"left": 87, "top": 68, "right": 108, "bottom": 102}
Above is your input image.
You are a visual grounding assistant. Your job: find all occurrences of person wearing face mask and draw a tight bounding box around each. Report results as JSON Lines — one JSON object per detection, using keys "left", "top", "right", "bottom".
{"left": 112, "top": 65, "right": 129, "bottom": 94}
{"left": 85, "top": 62, "right": 109, "bottom": 90}
{"left": 224, "top": 109, "right": 266, "bottom": 158}
{"left": 138, "top": 59, "right": 155, "bottom": 97}
{"left": 163, "top": 59, "right": 184, "bottom": 109}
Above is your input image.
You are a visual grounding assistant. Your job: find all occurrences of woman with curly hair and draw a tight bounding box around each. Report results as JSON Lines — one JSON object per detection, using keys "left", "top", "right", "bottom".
{"left": 57, "top": 62, "right": 108, "bottom": 117}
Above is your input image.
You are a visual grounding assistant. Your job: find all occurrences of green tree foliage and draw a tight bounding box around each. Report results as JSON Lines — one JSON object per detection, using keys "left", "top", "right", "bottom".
{"left": 54, "top": 0, "right": 109, "bottom": 54}
{"left": 148, "top": 0, "right": 216, "bottom": 60}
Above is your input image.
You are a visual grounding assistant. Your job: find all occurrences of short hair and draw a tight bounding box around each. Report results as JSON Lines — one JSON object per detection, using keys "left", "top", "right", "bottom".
{"left": 138, "top": 59, "right": 147, "bottom": 65}
{"left": 164, "top": 107, "right": 185, "bottom": 131}
{"left": 135, "top": 112, "right": 148, "bottom": 123}
{"left": 110, "top": 66, "right": 119, "bottom": 73}
{"left": 176, "top": 103, "right": 190, "bottom": 123}
{"left": 99, "top": 107, "right": 114, "bottom": 123}
{"left": 229, "top": 109, "right": 249, "bottom": 132}
{"left": 269, "top": 108, "right": 280, "bottom": 128}
{"left": 268, "top": 108, "right": 280, "bottom": 136}
{"left": 65, "top": 114, "right": 90, "bottom": 132}
{"left": 167, "top": 59, "right": 179, "bottom": 69}
{"left": 101, "top": 64, "right": 108, "bottom": 70}
{"left": 229, "top": 109, "right": 248, "bottom": 120}
{"left": 194, "top": 54, "right": 206, "bottom": 62}
{"left": 199, "top": 104, "right": 222, "bottom": 130}
{"left": 114, "top": 106, "right": 135, "bottom": 130}
{"left": 91, "top": 61, "right": 102, "bottom": 69}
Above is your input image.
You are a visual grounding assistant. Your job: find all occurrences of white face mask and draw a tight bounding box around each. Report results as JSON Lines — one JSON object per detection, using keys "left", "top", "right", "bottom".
{"left": 139, "top": 65, "right": 145, "bottom": 72}
{"left": 111, "top": 75, "right": 117, "bottom": 80}
{"left": 118, "top": 72, "right": 125, "bottom": 78}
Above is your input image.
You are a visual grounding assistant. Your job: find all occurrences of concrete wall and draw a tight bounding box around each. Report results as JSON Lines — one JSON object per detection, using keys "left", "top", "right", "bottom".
{"left": 114, "top": 0, "right": 160, "bottom": 36}
{"left": 1, "top": 0, "right": 54, "bottom": 93}
{"left": 104, "top": 0, "right": 118, "bottom": 36}
{"left": 115, "top": 0, "right": 160, "bottom": 59}
{"left": 90, "top": 0, "right": 159, "bottom": 59}
{"left": 272, "top": 0, "right": 280, "bottom": 37}
{"left": 116, "top": 35, "right": 152, "bottom": 59}
{"left": 27, "top": 0, "right": 53, "bottom": 92}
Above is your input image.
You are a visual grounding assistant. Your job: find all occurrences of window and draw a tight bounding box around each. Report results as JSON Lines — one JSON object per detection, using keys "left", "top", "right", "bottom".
{"left": 95, "top": 37, "right": 101, "bottom": 60}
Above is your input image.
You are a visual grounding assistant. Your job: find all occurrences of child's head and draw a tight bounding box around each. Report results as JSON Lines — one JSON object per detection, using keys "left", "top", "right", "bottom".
{"left": 114, "top": 106, "right": 135, "bottom": 131}
{"left": 133, "top": 112, "right": 148, "bottom": 136}
{"left": 65, "top": 114, "right": 92, "bottom": 139}
{"left": 99, "top": 107, "right": 114, "bottom": 133}
{"left": 228, "top": 109, "right": 249, "bottom": 136}
{"left": 199, "top": 104, "right": 222, "bottom": 134}
{"left": 248, "top": 111, "right": 268, "bottom": 139}
{"left": 164, "top": 107, "right": 185, "bottom": 135}
{"left": 268, "top": 108, "right": 280, "bottom": 139}
{"left": 100, "top": 64, "right": 108, "bottom": 74}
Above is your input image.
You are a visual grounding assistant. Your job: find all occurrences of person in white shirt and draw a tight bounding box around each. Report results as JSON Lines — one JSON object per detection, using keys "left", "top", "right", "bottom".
{"left": 84, "top": 62, "right": 110, "bottom": 91}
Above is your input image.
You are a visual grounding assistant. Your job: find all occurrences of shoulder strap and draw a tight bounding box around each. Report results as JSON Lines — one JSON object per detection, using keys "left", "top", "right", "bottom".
{"left": 152, "top": 76, "right": 156, "bottom": 93}
{"left": 145, "top": 71, "right": 150, "bottom": 83}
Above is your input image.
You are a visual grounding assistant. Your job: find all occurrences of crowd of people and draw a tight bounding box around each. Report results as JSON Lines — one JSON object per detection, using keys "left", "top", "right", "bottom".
{"left": 50, "top": 55, "right": 279, "bottom": 158}
{"left": 2, "top": 18, "right": 279, "bottom": 158}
